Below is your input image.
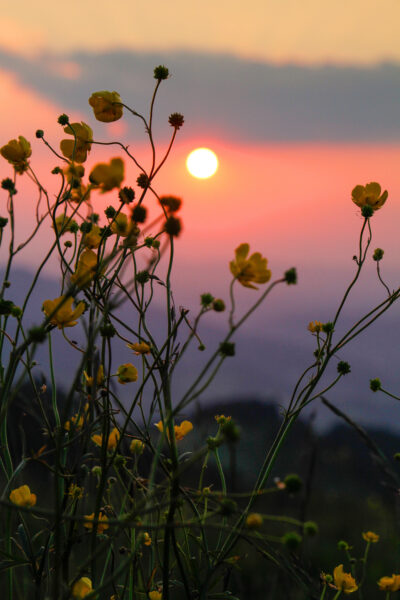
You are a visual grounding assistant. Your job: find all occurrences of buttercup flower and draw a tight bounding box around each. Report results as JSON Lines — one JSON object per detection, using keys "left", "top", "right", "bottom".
{"left": 42, "top": 295, "right": 85, "bottom": 328}
{"left": 333, "top": 564, "right": 358, "bottom": 594}
{"left": 130, "top": 439, "right": 145, "bottom": 454}
{"left": 1, "top": 136, "right": 32, "bottom": 173}
{"left": 89, "top": 158, "right": 124, "bottom": 192}
{"left": 230, "top": 243, "right": 271, "bottom": 289}
{"left": 143, "top": 532, "right": 152, "bottom": 546}
{"left": 60, "top": 122, "right": 93, "bottom": 163}
{"left": 84, "top": 511, "right": 109, "bottom": 534}
{"left": 89, "top": 91, "right": 123, "bottom": 122}
{"left": 127, "top": 341, "right": 151, "bottom": 355}
{"left": 84, "top": 365, "right": 104, "bottom": 388}
{"left": 110, "top": 213, "right": 134, "bottom": 237}
{"left": 155, "top": 420, "right": 193, "bottom": 441}
{"left": 378, "top": 574, "right": 400, "bottom": 592}
{"left": 64, "top": 163, "right": 85, "bottom": 185}
{"left": 351, "top": 182, "right": 388, "bottom": 212}
{"left": 72, "top": 577, "right": 92, "bottom": 598}
{"left": 53, "top": 214, "right": 78, "bottom": 235}
{"left": 69, "top": 183, "right": 91, "bottom": 204}
{"left": 9, "top": 484, "right": 36, "bottom": 507}
{"left": 70, "top": 249, "right": 99, "bottom": 287}
{"left": 148, "top": 591, "right": 162, "bottom": 600}
{"left": 362, "top": 531, "right": 379, "bottom": 543}
{"left": 308, "top": 321, "right": 323, "bottom": 333}
{"left": 246, "top": 513, "right": 263, "bottom": 529}
{"left": 92, "top": 427, "right": 120, "bottom": 450}
{"left": 82, "top": 225, "right": 102, "bottom": 249}
{"left": 117, "top": 363, "right": 138, "bottom": 384}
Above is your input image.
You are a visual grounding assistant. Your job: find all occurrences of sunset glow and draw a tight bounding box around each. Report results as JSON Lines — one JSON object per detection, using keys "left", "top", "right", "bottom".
{"left": 186, "top": 148, "right": 218, "bottom": 179}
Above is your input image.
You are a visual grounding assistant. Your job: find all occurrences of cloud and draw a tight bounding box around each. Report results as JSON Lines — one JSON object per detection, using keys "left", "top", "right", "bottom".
{"left": 0, "top": 48, "right": 399, "bottom": 142}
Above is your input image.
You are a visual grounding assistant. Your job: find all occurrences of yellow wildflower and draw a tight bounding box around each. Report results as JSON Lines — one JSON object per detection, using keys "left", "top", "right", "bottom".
{"left": 53, "top": 214, "right": 77, "bottom": 235}
{"left": 68, "top": 483, "right": 84, "bottom": 500}
{"left": 83, "top": 225, "right": 102, "bottom": 249}
{"left": 89, "top": 157, "right": 124, "bottom": 192}
{"left": 84, "top": 511, "right": 109, "bottom": 534}
{"left": 230, "top": 243, "right": 271, "bottom": 289}
{"left": 89, "top": 91, "right": 123, "bottom": 122}
{"left": 127, "top": 341, "right": 151, "bottom": 355}
{"left": 9, "top": 484, "right": 36, "bottom": 507}
{"left": 84, "top": 365, "right": 104, "bottom": 388}
{"left": 155, "top": 420, "right": 193, "bottom": 441}
{"left": 64, "top": 413, "right": 84, "bottom": 431}
{"left": 332, "top": 564, "right": 358, "bottom": 594}
{"left": 215, "top": 414, "right": 231, "bottom": 425}
{"left": 378, "top": 574, "right": 400, "bottom": 592}
{"left": 70, "top": 249, "right": 99, "bottom": 287}
{"left": 308, "top": 321, "right": 323, "bottom": 333}
{"left": 110, "top": 213, "right": 132, "bottom": 237}
{"left": 70, "top": 183, "right": 91, "bottom": 204}
{"left": 143, "top": 532, "right": 152, "bottom": 546}
{"left": 60, "top": 122, "right": 93, "bottom": 163}
{"left": 42, "top": 295, "right": 85, "bottom": 329}
{"left": 246, "top": 513, "right": 263, "bottom": 529}
{"left": 351, "top": 182, "right": 388, "bottom": 212}
{"left": 92, "top": 427, "right": 120, "bottom": 451}
{"left": 117, "top": 363, "right": 138, "bottom": 384}
{"left": 64, "top": 163, "right": 85, "bottom": 185}
{"left": 130, "top": 439, "right": 145, "bottom": 454}
{"left": 362, "top": 531, "right": 379, "bottom": 543}
{"left": 0, "top": 135, "right": 31, "bottom": 173}
{"left": 72, "top": 576, "right": 92, "bottom": 598}
{"left": 148, "top": 592, "right": 162, "bottom": 600}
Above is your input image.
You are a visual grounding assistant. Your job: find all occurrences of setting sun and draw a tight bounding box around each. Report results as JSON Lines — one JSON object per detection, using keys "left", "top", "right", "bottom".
{"left": 186, "top": 147, "right": 218, "bottom": 179}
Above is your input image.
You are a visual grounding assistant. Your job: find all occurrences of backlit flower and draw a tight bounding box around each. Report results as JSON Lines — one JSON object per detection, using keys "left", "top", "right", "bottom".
{"left": 70, "top": 249, "right": 99, "bottom": 287}
{"left": 64, "top": 163, "right": 84, "bottom": 185}
{"left": 333, "top": 564, "right": 358, "bottom": 594}
{"left": 60, "top": 122, "right": 93, "bottom": 163}
{"left": 230, "top": 243, "right": 271, "bottom": 289}
{"left": 84, "top": 365, "right": 104, "bottom": 388}
{"left": 1, "top": 136, "right": 31, "bottom": 173}
{"left": 89, "top": 91, "right": 123, "bottom": 122}
{"left": 9, "top": 484, "right": 36, "bottom": 507}
{"left": 82, "top": 225, "right": 102, "bottom": 249}
{"left": 148, "top": 592, "right": 162, "bottom": 600}
{"left": 92, "top": 427, "right": 120, "bottom": 451}
{"left": 130, "top": 439, "right": 145, "bottom": 454}
{"left": 155, "top": 420, "right": 193, "bottom": 441}
{"left": 362, "top": 531, "right": 379, "bottom": 543}
{"left": 89, "top": 157, "right": 124, "bottom": 192}
{"left": 308, "top": 321, "right": 323, "bottom": 333}
{"left": 143, "top": 532, "right": 152, "bottom": 546}
{"left": 117, "top": 363, "right": 138, "bottom": 384}
{"left": 378, "top": 574, "right": 400, "bottom": 591}
{"left": 72, "top": 577, "right": 92, "bottom": 598}
{"left": 127, "top": 341, "right": 151, "bottom": 355}
{"left": 53, "top": 214, "right": 78, "bottom": 235}
{"left": 351, "top": 182, "right": 388, "bottom": 212}
{"left": 84, "top": 511, "right": 109, "bottom": 534}
{"left": 110, "top": 213, "right": 133, "bottom": 237}
{"left": 42, "top": 295, "right": 85, "bottom": 328}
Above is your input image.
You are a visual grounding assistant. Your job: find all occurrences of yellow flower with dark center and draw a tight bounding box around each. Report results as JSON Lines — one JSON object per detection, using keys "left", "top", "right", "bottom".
{"left": 70, "top": 249, "right": 99, "bottom": 287}
{"left": 0, "top": 136, "right": 31, "bottom": 173}
{"left": 308, "top": 321, "right": 323, "bottom": 333}
{"left": 53, "top": 214, "right": 77, "bottom": 235}
{"left": 92, "top": 426, "right": 120, "bottom": 450}
{"left": 155, "top": 420, "right": 193, "bottom": 441}
{"left": 230, "top": 243, "right": 271, "bottom": 289}
{"left": 72, "top": 576, "right": 92, "bottom": 598}
{"left": 42, "top": 295, "right": 85, "bottom": 329}
{"left": 89, "top": 91, "right": 123, "bottom": 122}
{"left": 362, "top": 531, "right": 379, "bottom": 543}
{"left": 83, "top": 225, "right": 102, "bottom": 249}
{"left": 60, "top": 122, "right": 93, "bottom": 163}
{"left": 333, "top": 565, "right": 358, "bottom": 594}
{"left": 378, "top": 574, "right": 400, "bottom": 591}
{"left": 127, "top": 341, "right": 151, "bottom": 355}
{"left": 89, "top": 157, "right": 124, "bottom": 192}
{"left": 130, "top": 439, "right": 145, "bottom": 454}
{"left": 9, "top": 484, "right": 36, "bottom": 507}
{"left": 83, "top": 511, "right": 109, "bottom": 534}
{"left": 117, "top": 363, "right": 138, "bottom": 384}
{"left": 351, "top": 182, "right": 388, "bottom": 212}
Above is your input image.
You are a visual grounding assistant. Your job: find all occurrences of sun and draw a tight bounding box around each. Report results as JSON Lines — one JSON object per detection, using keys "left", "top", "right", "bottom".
{"left": 186, "top": 148, "right": 218, "bottom": 179}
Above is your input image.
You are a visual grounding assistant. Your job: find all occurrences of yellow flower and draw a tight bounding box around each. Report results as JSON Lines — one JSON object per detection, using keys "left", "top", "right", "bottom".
{"left": 308, "top": 321, "right": 323, "bottom": 333}
{"left": 89, "top": 157, "right": 124, "bottom": 192}
{"left": 148, "top": 592, "right": 162, "bottom": 600}
{"left": 68, "top": 483, "right": 84, "bottom": 500}
{"left": 110, "top": 213, "right": 132, "bottom": 237}
{"left": 84, "top": 365, "right": 105, "bottom": 388}
{"left": 117, "top": 363, "right": 138, "bottom": 384}
{"left": 64, "top": 163, "right": 85, "bottom": 185}
{"left": 53, "top": 214, "right": 77, "bottom": 235}
{"left": 9, "top": 484, "right": 36, "bottom": 507}
{"left": 127, "top": 341, "right": 151, "bottom": 355}
{"left": 378, "top": 574, "right": 400, "bottom": 591}
{"left": 70, "top": 183, "right": 91, "bottom": 204}
{"left": 333, "top": 565, "right": 358, "bottom": 594}
{"left": 0, "top": 135, "right": 31, "bottom": 173}
{"left": 155, "top": 420, "right": 193, "bottom": 441}
{"left": 89, "top": 91, "right": 123, "bottom": 122}
{"left": 84, "top": 511, "right": 109, "bottom": 534}
{"left": 230, "top": 243, "right": 271, "bottom": 289}
{"left": 70, "top": 249, "right": 99, "bottom": 287}
{"left": 64, "top": 413, "right": 84, "bottom": 431}
{"left": 82, "top": 225, "right": 102, "bottom": 249}
{"left": 42, "top": 295, "right": 85, "bottom": 329}
{"left": 143, "top": 532, "right": 152, "bottom": 546}
{"left": 92, "top": 427, "right": 120, "bottom": 451}
{"left": 215, "top": 414, "right": 231, "bottom": 425}
{"left": 351, "top": 182, "right": 388, "bottom": 212}
{"left": 362, "top": 531, "right": 379, "bottom": 543}
{"left": 60, "top": 122, "right": 93, "bottom": 163}
{"left": 72, "top": 576, "right": 92, "bottom": 598}
{"left": 246, "top": 513, "right": 263, "bottom": 529}
{"left": 130, "top": 439, "right": 145, "bottom": 454}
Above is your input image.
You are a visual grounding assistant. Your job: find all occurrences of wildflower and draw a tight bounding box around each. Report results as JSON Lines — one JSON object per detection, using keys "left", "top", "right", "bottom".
{"left": 160, "top": 195, "right": 182, "bottom": 213}
{"left": 70, "top": 249, "right": 99, "bottom": 287}
{"left": 168, "top": 113, "right": 184, "bottom": 129}
{"left": 127, "top": 341, "right": 151, "bottom": 355}
{"left": 148, "top": 591, "right": 162, "bottom": 600}
{"left": 110, "top": 213, "right": 134, "bottom": 237}
{"left": 119, "top": 186, "right": 135, "bottom": 203}
{"left": 92, "top": 427, "right": 120, "bottom": 450}
{"left": 42, "top": 295, "right": 85, "bottom": 329}
{"left": 246, "top": 513, "right": 263, "bottom": 529}
{"left": 137, "top": 173, "right": 149, "bottom": 188}
{"left": 143, "top": 532, "right": 152, "bottom": 546}
{"left": 84, "top": 511, "right": 109, "bottom": 534}
{"left": 370, "top": 378, "right": 382, "bottom": 392}
{"left": 378, "top": 574, "right": 400, "bottom": 591}
{"left": 64, "top": 162, "right": 85, "bottom": 185}
{"left": 213, "top": 299, "right": 225, "bottom": 312}
{"left": 68, "top": 483, "right": 84, "bottom": 500}
{"left": 53, "top": 214, "right": 78, "bottom": 235}
{"left": 0, "top": 136, "right": 32, "bottom": 173}
{"left": 117, "top": 363, "right": 138, "bottom": 384}
{"left": 154, "top": 64, "right": 169, "bottom": 80}
{"left": 373, "top": 248, "right": 384, "bottom": 261}
{"left": 60, "top": 122, "right": 93, "bottom": 163}
{"left": 284, "top": 267, "right": 297, "bottom": 285}
{"left": 84, "top": 365, "right": 105, "bottom": 388}
{"left": 89, "top": 158, "right": 124, "bottom": 192}
{"left": 332, "top": 565, "right": 358, "bottom": 594}
{"left": 82, "top": 225, "right": 102, "bottom": 249}
{"left": 362, "top": 531, "right": 379, "bottom": 543}
{"left": 9, "top": 484, "right": 36, "bottom": 507}
{"left": 64, "top": 413, "right": 84, "bottom": 431}
{"left": 89, "top": 91, "right": 123, "bottom": 122}
{"left": 230, "top": 243, "right": 271, "bottom": 289}
{"left": 155, "top": 420, "right": 193, "bottom": 441}
{"left": 130, "top": 439, "right": 145, "bottom": 454}
{"left": 72, "top": 577, "right": 92, "bottom": 598}
{"left": 132, "top": 204, "right": 147, "bottom": 223}
{"left": 337, "top": 361, "right": 351, "bottom": 375}
{"left": 215, "top": 414, "right": 231, "bottom": 425}
{"left": 351, "top": 182, "right": 388, "bottom": 213}
{"left": 69, "top": 183, "right": 91, "bottom": 204}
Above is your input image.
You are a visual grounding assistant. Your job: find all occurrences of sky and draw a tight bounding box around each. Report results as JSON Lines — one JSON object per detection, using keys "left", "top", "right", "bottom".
{"left": 1, "top": 1, "right": 400, "bottom": 429}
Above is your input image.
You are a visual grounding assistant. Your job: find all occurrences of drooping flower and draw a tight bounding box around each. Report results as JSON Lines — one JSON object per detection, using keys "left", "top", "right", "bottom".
{"left": 155, "top": 420, "right": 193, "bottom": 441}
{"left": 60, "top": 122, "right": 93, "bottom": 163}
{"left": 83, "top": 511, "right": 109, "bottom": 534}
{"left": 332, "top": 564, "right": 358, "bottom": 594}
{"left": 117, "top": 363, "right": 138, "bottom": 384}
{"left": 42, "top": 295, "right": 85, "bottom": 328}
{"left": 72, "top": 576, "right": 93, "bottom": 598}
{"left": 308, "top": 321, "right": 324, "bottom": 333}
{"left": 9, "top": 484, "right": 37, "bottom": 507}
{"left": 89, "top": 91, "right": 123, "bottom": 122}
{"left": 378, "top": 574, "right": 400, "bottom": 591}
{"left": 229, "top": 243, "right": 271, "bottom": 289}
{"left": 92, "top": 427, "right": 120, "bottom": 451}
{"left": 0, "top": 136, "right": 32, "bottom": 173}
{"left": 362, "top": 531, "right": 379, "bottom": 543}
{"left": 70, "top": 249, "right": 99, "bottom": 287}
{"left": 127, "top": 341, "right": 151, "bottom": 355}
{"left": 351, "top": 182, "right": 388, "bottom": 212}
{"left": 89, "top": 157, "right": 124, "bottom": 192}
